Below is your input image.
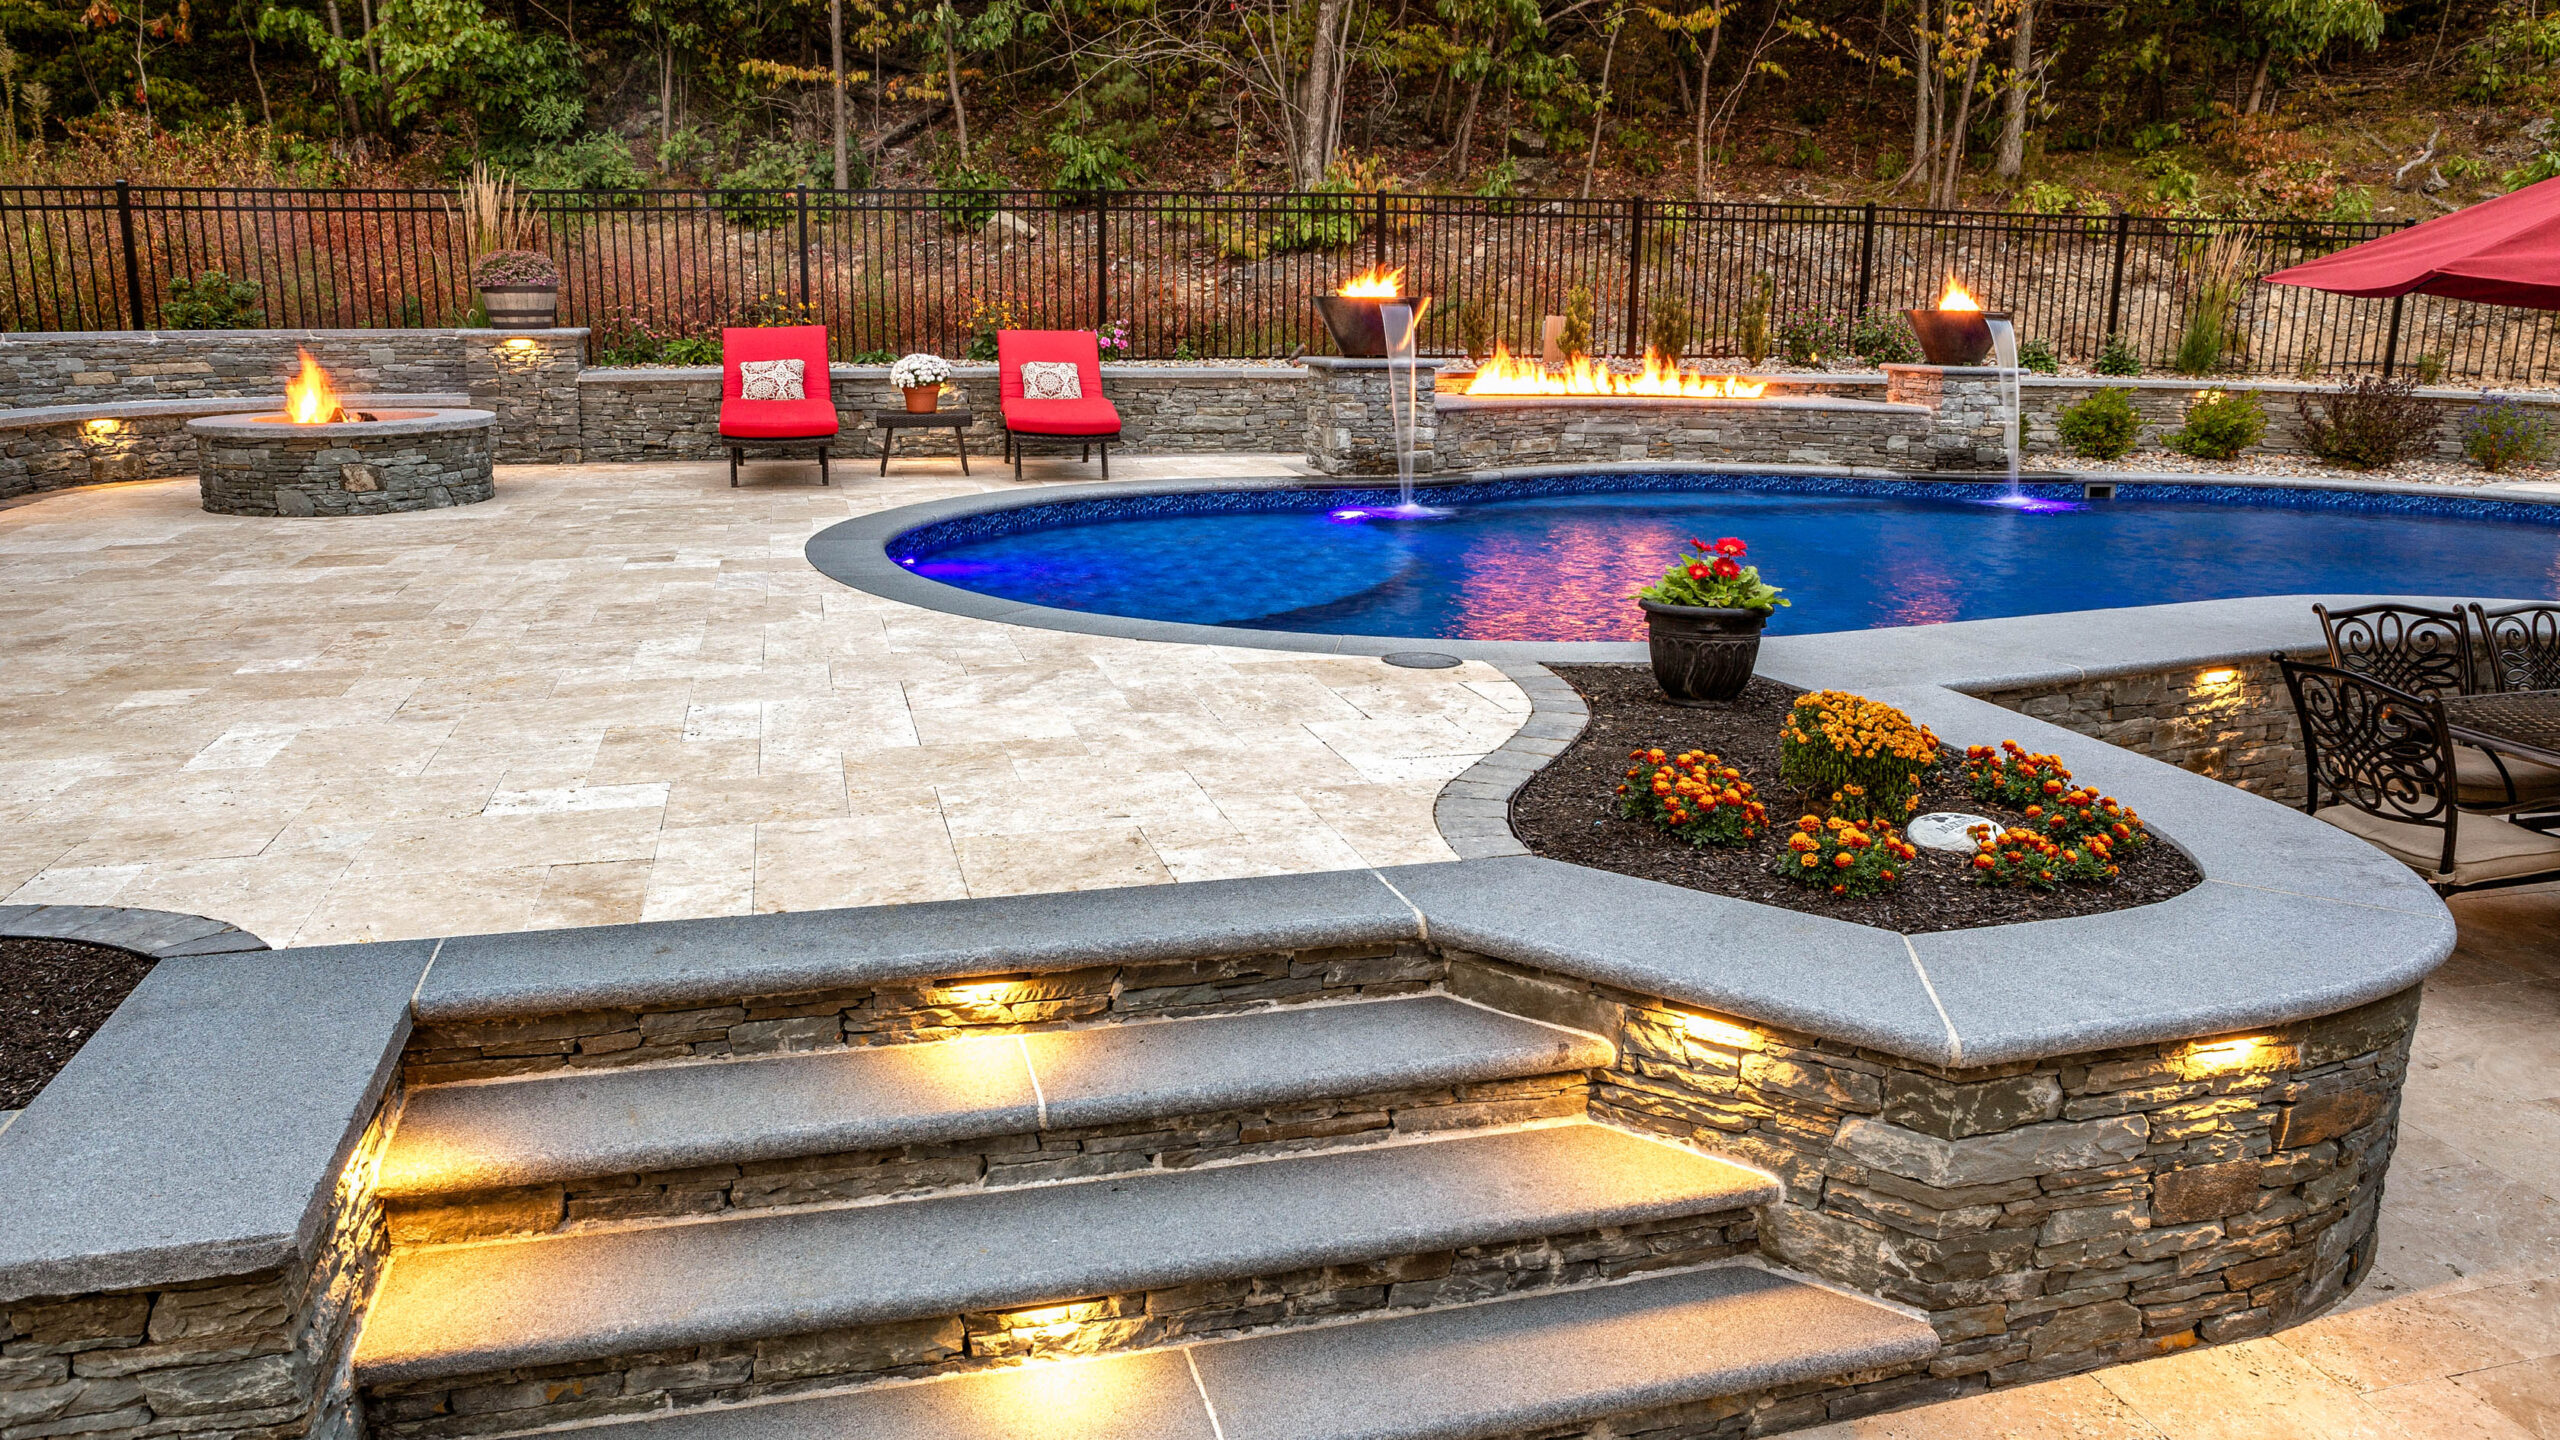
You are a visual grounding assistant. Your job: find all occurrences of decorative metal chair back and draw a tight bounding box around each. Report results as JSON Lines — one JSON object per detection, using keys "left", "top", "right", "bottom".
{"left": 2470, "top": 604, "right": 2560, "bottom": 694}
{"left": 2313, "top": 602, "right": 2475, "bottom": 699}
{"left": 2277, "top": 655, "right": 2460, "bottom": 877}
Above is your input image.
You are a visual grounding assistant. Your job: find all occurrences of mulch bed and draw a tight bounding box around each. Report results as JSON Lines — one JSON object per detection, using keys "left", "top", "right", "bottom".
{"left": 1511, "top": 666, "right": 2203, "bottom": 934}
{"left": 0, "top": 938, "right": 155, "bottom": 1112}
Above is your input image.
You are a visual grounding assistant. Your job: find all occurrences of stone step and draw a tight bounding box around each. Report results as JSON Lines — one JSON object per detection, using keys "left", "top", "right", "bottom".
{"left": 353, "top": 1124, "right": 1782, "bottom": 1436}
{"left": 432, "top": 1264, "right": 1939, "bottom": 1440}
{"left": 378, "top": 996, "right": 1613, "bottom": 1242}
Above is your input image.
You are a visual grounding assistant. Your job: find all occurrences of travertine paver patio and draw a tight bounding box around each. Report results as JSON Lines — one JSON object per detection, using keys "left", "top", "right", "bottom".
{"left": 0, "top": 455, "right": 1527, "bottom": 946}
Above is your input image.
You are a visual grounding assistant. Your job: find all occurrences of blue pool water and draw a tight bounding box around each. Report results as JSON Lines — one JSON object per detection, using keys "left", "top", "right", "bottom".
{"left": 894, "top": 476, "right": 2560, "bottom": 642}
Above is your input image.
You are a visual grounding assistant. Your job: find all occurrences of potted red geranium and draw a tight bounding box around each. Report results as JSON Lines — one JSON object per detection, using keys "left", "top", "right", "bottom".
{"left": 1634, "top": 536, "right": 1788, "bottom": 705}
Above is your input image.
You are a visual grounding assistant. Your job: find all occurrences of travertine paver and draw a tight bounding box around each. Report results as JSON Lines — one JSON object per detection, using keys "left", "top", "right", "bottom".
{"left": 0, "top": 455, "right": 1526, "bottom": 946}
{"left": 1803, "top": 880, "right": 2560, "bottom": 1440}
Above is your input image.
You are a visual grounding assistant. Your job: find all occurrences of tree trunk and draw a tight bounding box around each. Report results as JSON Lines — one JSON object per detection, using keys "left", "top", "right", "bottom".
{"left": 245, "top": 18, "right": 272, "bottom": 129}
{"left": 830, "top": 0, "right": 848, "bottom": 188}
{"left": 1452, "top": 70, "right": 1487, "bottom": 179}
{"left": 1292, "top": 0, "right": 1349, "bottom": 186}
{"left": 2244, "top": 45, "right": 2272, "bottom": 114}
{"left": 1582, "top": 15, "right": 1620, "bottom": 197}
{"left": 659, "top": 47, "right": 673, "bottom": 146}
{"left": 1935, "top": 49, "right": 1978, "bottom": 204}
{"left": 1905, "top": 0, "right": 1932, "bottom": 186}
{"left": 1692, "top": 18, "right": 1721, "bottom": 200}
{"left": 942, "top": 6, "right": 969, "bottom": 155}
{"left": 1995, "top": 0, "right": 2032, "bottom": 178}
{"left": 323, "top": 0, "right": 361, "bottom": 137}
{"left": 356, "top": 0, "right": 388, "bottom": 132}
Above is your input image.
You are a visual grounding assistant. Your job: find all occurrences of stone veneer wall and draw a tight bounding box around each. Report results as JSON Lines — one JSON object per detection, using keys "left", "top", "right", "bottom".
{"left": 1303, "top": 357, "right": 1442, "bottom": 476}
{"left": 1449, "top": 954, "right": 2411, "bottom": 1410}
{"left": 1435, "top": 397, "right": 1930, "bottom": 472}
{"left": 574, "top": 366, "right": 1307, "bottom": 462}
{"left": 1, "top": 413, "right": 202, "bottom": 497}
{"left": 1974, "top": 658, "right": 2305, "bottom": 806}
{"left": 194, "top": 421, "right": 497, "bottom": 518}
{"left": 0, "top": 1102, "right": 395, "bottom": 1440}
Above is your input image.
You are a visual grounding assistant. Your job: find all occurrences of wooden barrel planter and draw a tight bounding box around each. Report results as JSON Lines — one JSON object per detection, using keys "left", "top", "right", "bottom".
{"left": 481, "top": 284, "right": 559, "bottom": 330}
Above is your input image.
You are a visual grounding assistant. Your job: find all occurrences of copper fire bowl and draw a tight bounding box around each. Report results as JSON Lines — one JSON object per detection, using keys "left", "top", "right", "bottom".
{"left": 1903, "top": 308, "right": 2009, "bottom": 367}
{"left": 1316, "top": 294, "right": 1434, "bottom": 358}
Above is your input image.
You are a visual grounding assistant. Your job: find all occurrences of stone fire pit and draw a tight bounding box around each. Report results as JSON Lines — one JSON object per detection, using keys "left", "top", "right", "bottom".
{"left": 188, "top": 408, "right": 497, "bottom": 516}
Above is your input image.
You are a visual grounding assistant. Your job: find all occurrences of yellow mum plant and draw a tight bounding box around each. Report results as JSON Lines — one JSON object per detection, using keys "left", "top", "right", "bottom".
{"left": 1777, "top": 691, "right": 1941, "bottom": 821}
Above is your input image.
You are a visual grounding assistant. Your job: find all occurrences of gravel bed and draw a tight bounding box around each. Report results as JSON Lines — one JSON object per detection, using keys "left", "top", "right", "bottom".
{"left": 1511, "top": 666, "right": 2203, "bottom": 934}
{"left": 2045, "top": 449, "right": 2560, "bottom": 489}
{"left": 0, "top": 937, "right": 154, "bottom": 1111}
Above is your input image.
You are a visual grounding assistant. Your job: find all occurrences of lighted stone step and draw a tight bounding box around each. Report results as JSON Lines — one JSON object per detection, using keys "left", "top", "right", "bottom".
{"left": 376, "top": 996, "right": 1615, "bottom": 1241}
{"left": 352, "top": 1122, "right": 1781, "bottom": 1418}
{"left": 440, "top": 1264, "right": 1937, "bottom": 1440}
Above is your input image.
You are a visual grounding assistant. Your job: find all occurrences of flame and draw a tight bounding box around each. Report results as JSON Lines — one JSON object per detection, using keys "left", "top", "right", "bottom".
{"left": 1936, "top": 278, "right": 1982, "bottom": 312}
{"left": 284, "top": 348, "right": 346, "bottom": 424}
{"left": 1462, "top": 342, "right": 1769, "bottom": 399}
{"left": 1338, "top": 265, "right": 1406, "bottom": 298}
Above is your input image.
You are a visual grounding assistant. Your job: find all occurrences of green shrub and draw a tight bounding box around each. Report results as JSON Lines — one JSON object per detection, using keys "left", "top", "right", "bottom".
{"left": 713, "top": 139, "right": 832, "bottom": 228}
{"left": 160, "top": 270, "right": 263, "bottom": 330}
{"left": 2172, "top": 281, "right": 2239, "bottom": 375}
{"left": 516, "top": 133, "right": 651, "bottom": 194}
{"left": 928, "top": 146, "right": 1006, "bottom": 232}
{"left": 2298, "top": 376, "right": 2438, "bottom": 471}
{"left": 1850, "top": 311, "right": 1919, "bottom": 364}
{"left": 2460, "top": 395, "right": 2556, "bottom": 473}
{"left": 1560, "top": 285, "right": 1595, "bottom": 359}
{"left": 2056, "top": 388, "right": 2142, "bottom": 460}
{"left": 2412, "top": 353, "right": 2446, "bottom": 385}
{"left": 1738, "top": 275, "right": 1773, "bottom": 364}
{"left": 1646, "top": 297, "right": 1692, "bottom": 360}
{"left": 2095, "top": 332, "right": 2142, "bottom": 376}
{"left": 1457, "top": 301, "right": 1499, "bottom": 362}
{"left": 2018, "top": 338, "right": 2060, "bottom": 374}
{"left": 2164, "top": 390, "right": 2267, "bottom": 460}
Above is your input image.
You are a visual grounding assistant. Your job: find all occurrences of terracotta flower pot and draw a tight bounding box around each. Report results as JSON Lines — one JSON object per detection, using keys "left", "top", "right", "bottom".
{"left": 903, "top": 386, "right": 941, "bottom": 413}
{"left": 1640, "top": 600, "right": 1767, "bottom": 705}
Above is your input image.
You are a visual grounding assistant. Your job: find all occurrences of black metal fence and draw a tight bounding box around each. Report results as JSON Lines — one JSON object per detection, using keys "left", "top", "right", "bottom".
{"left": 6, "top": 182, "right": 2554, "bottom": 383}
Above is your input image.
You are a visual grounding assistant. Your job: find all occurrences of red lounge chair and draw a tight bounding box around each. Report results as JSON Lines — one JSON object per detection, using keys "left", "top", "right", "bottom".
{"left": 719, "top": 325, "right": 837, "bottom": 487}
{"left": 997, "top": 329, "right": 1122, "bottom": 480}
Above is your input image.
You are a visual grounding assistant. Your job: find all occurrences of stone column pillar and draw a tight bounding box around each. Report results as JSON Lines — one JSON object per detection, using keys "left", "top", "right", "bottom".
{"left": 1303, "top": 356, "right": 1441, "bottom": 477}
{"left": 1883, "top": 363, "right": 2017, "bottom": 473}
{"left": 461, "top": 329, "right": 587, "bottom": 464}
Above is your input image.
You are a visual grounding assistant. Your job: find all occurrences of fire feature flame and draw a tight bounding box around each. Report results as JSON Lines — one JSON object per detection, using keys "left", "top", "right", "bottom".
{"left": 1462, "top": 342, "right": 1770, "bottom": 399}
{"left": 1337, "top": 266, "right": 1406, "bottom": 298}
{"left": 285, "top": 348, "right": 347, "bottom": 425}
{"left": 1935, "top": 278, "right": 1982, "bottom": 312}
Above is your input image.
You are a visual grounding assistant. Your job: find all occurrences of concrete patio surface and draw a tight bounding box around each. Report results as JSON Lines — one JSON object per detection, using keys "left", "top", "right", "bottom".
{"left": 0, "top": 455, "right": 1527, "bottom": 946}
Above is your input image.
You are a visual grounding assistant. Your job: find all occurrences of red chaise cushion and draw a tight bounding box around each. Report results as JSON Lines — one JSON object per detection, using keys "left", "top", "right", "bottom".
{"left": 719, "top": 324, "right": 839, "bottom": 440}
{"left": 996, "top": 329, "right": 1121, "bottom": 436}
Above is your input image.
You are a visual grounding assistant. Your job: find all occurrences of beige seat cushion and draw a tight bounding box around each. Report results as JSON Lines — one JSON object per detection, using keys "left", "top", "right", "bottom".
{"left": 2317, "top": 804, "right": 2560, "bottom": 886}
{"left": 2455, "top": 746, "right": 2560, "bottom": 808}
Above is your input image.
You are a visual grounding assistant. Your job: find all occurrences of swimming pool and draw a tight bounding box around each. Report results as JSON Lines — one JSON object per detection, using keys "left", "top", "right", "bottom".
{"left": 890, "top": 475, "right": 2560, "bottom": 642}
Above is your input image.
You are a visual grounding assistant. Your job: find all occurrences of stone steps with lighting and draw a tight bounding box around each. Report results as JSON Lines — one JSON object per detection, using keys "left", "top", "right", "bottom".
{"left": 375, "top": 995, "right": 1614, "bottom": 1243}
{"left": 351, "top": 1122, "right": 1784, "bottom": 1439}
{"left": 407, "top": 1263, "right": 1941, "bottom": 1440}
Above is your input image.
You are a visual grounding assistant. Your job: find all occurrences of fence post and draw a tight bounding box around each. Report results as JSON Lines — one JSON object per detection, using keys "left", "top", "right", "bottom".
{"left": 2103, "top": 213, "right": 2132, "bottom": 341}
{"left": 114, "top": 180, "right": 145, "bottom": 330}
{"left": 1094, "top": 195, "right": 1110, "bottom": 326}
{"left": 1855, "top": 202, "right": 1877, "bottom": 316}
{"left": 2381, "top": 292, "right": 2405, "bottom": 380}
{"left": 1373, "top": 190, "right": 1388, "bottom": 269}
{"left": 1622, "top": 197, "right": 1647, "bottom": 356}
{"left": 795, "top": 187, "right": 811, "bottom": 309}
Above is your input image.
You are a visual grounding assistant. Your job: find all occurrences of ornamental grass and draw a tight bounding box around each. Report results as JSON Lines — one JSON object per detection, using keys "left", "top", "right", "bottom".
{"left": 1778, "top": 814, "right": 1918, "bottom": 897}
{"left": 1777, "top": 691, "right": 1939, "bottom": 821}
{"left": 1616, "top": 748, "right": 1770, "bottom": 846}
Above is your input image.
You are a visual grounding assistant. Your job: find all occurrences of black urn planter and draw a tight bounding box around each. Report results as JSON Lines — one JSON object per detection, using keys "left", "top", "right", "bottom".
{"left": 1641, "top": 600, "right": 1767, "bottom": 704}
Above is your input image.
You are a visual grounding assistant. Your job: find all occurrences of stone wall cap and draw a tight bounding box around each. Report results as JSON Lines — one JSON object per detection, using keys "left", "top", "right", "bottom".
{"left": 187, "top": 406, "right": 497, "bottom": 439}
{"left": 0, "top": 938, "right": 430, "bottom": 1304}
{"left": 0, "top": 393, "right": 470, "bottom": 430}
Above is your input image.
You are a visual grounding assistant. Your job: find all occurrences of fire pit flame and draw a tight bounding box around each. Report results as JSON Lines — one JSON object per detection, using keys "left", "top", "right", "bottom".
{"left": 1935, "top": 278, "right": 1982, "bottom": 312}
{"left": 1463, "top": 343, "right": 1769, "bottom": 399}
{"left": 285, "top": 348, "right": 349, "bottom": 425}
{"left": 1338, "top": 266, "right": 1406, "bottom": 298}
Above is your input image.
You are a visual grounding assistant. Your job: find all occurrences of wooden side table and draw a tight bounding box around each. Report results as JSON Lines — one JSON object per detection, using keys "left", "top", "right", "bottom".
{"left": 871, "top": 409, "right": 976, "bottom": 475}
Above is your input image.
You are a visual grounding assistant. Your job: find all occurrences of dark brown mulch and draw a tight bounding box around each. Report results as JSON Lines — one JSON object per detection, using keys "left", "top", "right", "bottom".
{"left": 1512, "top": 666, "right": 2204, "bottom": 935}
{"left": 0, "top": 938, "right": 155, "bottom": 1111}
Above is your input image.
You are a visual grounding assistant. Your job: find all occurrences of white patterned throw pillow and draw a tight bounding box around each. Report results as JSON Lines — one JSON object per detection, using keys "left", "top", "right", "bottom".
{"left": 738, "top": 358, "right": 806, "bottom": 401}
{"left": 1019, "top": 361, "right": 1083, "bottom": 400}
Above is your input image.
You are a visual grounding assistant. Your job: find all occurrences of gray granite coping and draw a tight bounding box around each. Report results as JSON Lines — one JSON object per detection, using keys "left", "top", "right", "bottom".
{"left": 0, "top": 939, "right": 432, "bottom": 1303}
{"left": 0, "top": 393, "right": 470, "bottom": 430}
{"left": 0, "top": 903, "right": 269, "bottom": 958}
{"left": 507, "top": 1263, "right": 1931, "bottom": 1440}
{"left": 187, "top": 406, "right": 496, "bottom": 440}
{"left": 415, "top": 866, "right": 1418, "bottom": 1022}
{"left": 379, "top": 995, "right": 1611, "bottom": 1198}
{"left": 353, "top": 1122, "right": 1776, "bottom": 1384}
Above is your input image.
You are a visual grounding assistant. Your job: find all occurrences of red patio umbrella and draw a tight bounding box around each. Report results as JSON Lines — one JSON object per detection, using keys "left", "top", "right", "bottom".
{"left": 2263, "top": 177, "right": 2560, "bottom": 310}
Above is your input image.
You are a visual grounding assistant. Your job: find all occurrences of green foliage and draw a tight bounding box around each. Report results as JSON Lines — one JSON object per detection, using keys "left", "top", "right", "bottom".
{"left": 2411, "top": 352, "right": 2445, "bottom": 385}
{"left": 1559, "top": 284, "right": 1595, "bottom": 358}
{"left": 2458, "top": 8, "right": 2560, "bottom": 99}
{"left": 2018, "top": 338, "right": 2060, "bottom": 374}
{"left": 2461, "top": 396, "right": 2556, "bottom": 473}
{"left": 928, "top": 146, "right": 1007, "bottom": 232}
{"left": 2164, "top": 389, "right": 2267, "bottom": 459}
{"left": 1044, "top": 81, "right": 1154, "bottom": 198}
{"left": 1474, "top": 156, "right": 1521, "bottom": 198}
{"left": 849, "top": 347, "right": 898, "bottom": 364}
{"left": 260, "top": 0, "right": 584, "bottom": 145}
{"left": 2096, "top": 333, "right": 2143, "bottom": 376}
{"left": 713, "top": 138, "right": 830, "bottom": 227}
{"left": 2012, "top": 180, "right": 2080, "bottom": 214}
{"left": 1456, "top": 300, "right": 1499, "bottom": 361}
{"left": 1645, "top": 296, "right": 1691, "bottom": 360}
{"left": 2173, "top": 282, "right": 2241, "bottom": 375}
{"left": 2298, "top": 376, "right": 2437, "bottom": 470}
{"left": 593, "top": 307, "right": 718, "bottom": 366}
{"left": 2056, "top": 387, "right": 2142, "bottom": 459}
{"left": 1738, "top": 274, "right": 1773, "bottom": 364}
{"left": 513, "top": 134, "right": 650, "bottom": 193}
{"left": 1634, "top": 535, "right": 1787, "bottom": 612}
{"left": 1270, "top": 159, "right": 1381, "bottom": 255}
{"left": 160, "top": 269, "right": 262, "bottom": 329}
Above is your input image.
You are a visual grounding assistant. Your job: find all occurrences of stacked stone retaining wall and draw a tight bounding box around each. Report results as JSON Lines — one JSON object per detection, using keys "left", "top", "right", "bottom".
{"left": 1976, "top": 658, "right": 2306, "bottom": 805}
